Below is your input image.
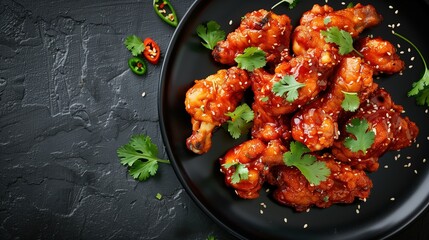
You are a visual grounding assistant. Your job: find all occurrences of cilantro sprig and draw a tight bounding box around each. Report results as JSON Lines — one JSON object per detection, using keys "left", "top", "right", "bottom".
{"left": 117, "top": 134, "right": 170, "bottom": 181}
{"left": 271, "top": 0, "right": 300, "bottom": 10}
{"left": 283, "top": 141, "right": 331, "bottom": 185}
{"left": 222, "top": 162, "right": 249, "bottom": 184}
{"left": 341, "top": 91, "right": 360, "bottom": 112}
{"left": 224, "top": 103, "right": 254, "bottom": 139}
{"left": 343, "top": 118, "right": 375, "bottom": 154}
{"left": 321, "top": 27, "right": 362, "bottom": 56}
{"left": 196, "top": 20, "right": 226, "bottom": 50}
{"left": 272, "top": 74, "right": 305, "bottom": 102}
{"left": 235, "top": 47, "right": 267, "bottom": 71}
{"left": 393, "top": 32, "right": 429, "bottom": 106}
{"left": 124, "top": 35, "right": 145, "bottom": 56}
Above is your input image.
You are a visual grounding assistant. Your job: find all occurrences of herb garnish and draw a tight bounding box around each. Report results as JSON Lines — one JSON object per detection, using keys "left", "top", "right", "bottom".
{"left": 234, "top": 47, "right": 267, "bottom": 71}
{"left": 124, "top": 35, "right": 145, "bottom": 57}
{"left": 283, "top": 141, "right": 331, "bottom": 185}
{"left": 222, "top": 162, "right": 249, "bottom": 184}
{"left": 343, "top": 118, "right": 375, "bottom": 154}
{"left": 321, "top": 27, "right": 362, "bottom": 56}
{"left": 272, "top": 74, "right": 305, "bottom": 102}
{"left": 271, "top": 0, "right": 300, "bottom": 10}
{"left": 393, "top": 32, "right": 429, "bottom": 106}
{"left": 341, "top": 91, "right": 360, "bottom": 112}
{"left": 196, "top": 20, "right": 226, "bottom": 50}
{"left": 117, "top": 134, "right": 170, "bottom": 181}
{"left": 225, "top": 103, "right": 254, "bottom": 139}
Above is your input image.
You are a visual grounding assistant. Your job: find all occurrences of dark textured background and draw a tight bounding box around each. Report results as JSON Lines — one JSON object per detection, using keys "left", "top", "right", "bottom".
{"left": 0, "top": 0, "right": 428, "bottom": 239}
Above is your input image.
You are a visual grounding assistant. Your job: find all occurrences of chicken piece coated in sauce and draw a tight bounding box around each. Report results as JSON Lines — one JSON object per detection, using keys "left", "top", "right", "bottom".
{"left": 267, "top": 153, "right": 373, "bottom": 212}
{"left": 219, "top": 138, "right": 286, "bottom": 199}
{"left": 213, "top": 9, "right": 292, "bottom": 66}
{"left": 332, "top": 88, "right": 419, "bottom": 172}
{"left": 354, "top": 36, "right": 405, "bottom": 75}
{"left": 251, "top": 101, "right": 291, "bottom": 142}
{"left": 185, "top": 67, "right": 250, "bottom": 154}
{"left": 292, "top": 3, "right": 382, "bottom": 58}
{"left": 291, "top": 57, "right": 377, "bottom": 151}
{"left": 251, "top": 49, "right": 332, "bottom": 117}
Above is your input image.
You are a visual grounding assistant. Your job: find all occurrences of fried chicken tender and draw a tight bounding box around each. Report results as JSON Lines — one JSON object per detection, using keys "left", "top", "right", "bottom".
{"left": 219, "top": 139, "right": 286, "bottom": 199}
{"left": 212, "top": 9, "right": 292, "bottom": 66}
{"left": 291, "top": 57, "right": 377, "bottom": 151}
{"left": 332, "top": 88, "right": 419, "bottom": 172}
{"left": 251, "top": 49, "right": 332, "bottom": 117}
{"left": 185, "top": 67, "right": 250, "bottom": 154}
{"left": 267, "top": 154, "right": 373, "bottom": 212}
{"left": 292, "top": 3, "right": 382, "bottom": 57}
{"left": 354, "top": 36, "right": 405, "bottom": 75}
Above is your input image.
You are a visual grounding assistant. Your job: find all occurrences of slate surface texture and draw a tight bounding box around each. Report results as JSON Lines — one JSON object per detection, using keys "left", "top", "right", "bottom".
{"left": 0, "top": 0, "right": 428, "bottom": 239}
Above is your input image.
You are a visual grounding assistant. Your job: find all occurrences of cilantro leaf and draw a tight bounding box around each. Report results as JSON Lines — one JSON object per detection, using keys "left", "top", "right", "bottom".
{"left": 234, "top": 47, "right": 267, "bottom": 71}
{"left": 196, "top": 20, "right": 226, "bottom": 50}
{"left": 271, "top": 0, "right": 300, "bottom": 10}
{"left": 321, "top": 27, "right": 361, "bottom": 56}
{"left": 272, "top": 74, "right": 305, "bottom": 102}
{"left": 224, "top": 103, "right": 254, "bottom": 139}
{"left": 416, "top": 87, "right": 429, "bottom": 106}
{"left": 124, "top": 35, "right": 145, "bottom": 57}
{"left": 343, "top": 118, "right": 375, "bottom": 153}
{"left": 117, "top": 134, "right": 170, "bottom": 181}
{"left": 222, "top": 162, "right": 249, "bottom": 184}
{"left": 393, "top": 32, "right": 429, "bottom": 107}
{"left": 283, "top": 141, "right": 331, "bottom": 185}
{"left": 341, "top": 91, "right": 360, "bottom": 112}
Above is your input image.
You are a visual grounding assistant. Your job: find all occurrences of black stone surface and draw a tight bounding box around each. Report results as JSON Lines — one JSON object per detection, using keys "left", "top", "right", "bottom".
{"left": 0, "top": 0, "right": 428, "bottom": 239}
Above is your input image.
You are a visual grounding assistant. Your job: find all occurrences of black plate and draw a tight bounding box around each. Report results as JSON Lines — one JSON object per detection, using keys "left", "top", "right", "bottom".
{"left": 159, "top": 0, "right": 429, "bottom": 239}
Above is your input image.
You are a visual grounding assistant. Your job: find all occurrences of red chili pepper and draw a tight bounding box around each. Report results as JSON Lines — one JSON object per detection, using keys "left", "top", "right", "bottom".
{"left": 143, "top": 37, "right": 161, "bottom": 65}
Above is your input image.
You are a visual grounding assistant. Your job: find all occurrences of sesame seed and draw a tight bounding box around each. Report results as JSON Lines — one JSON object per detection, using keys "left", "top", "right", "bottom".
{"left": 303, "top": 224, "right": 308, "bottom": 228}
{"left": 414, "top": 170, "right": 418, "bottom": 174}
{"left": 356, "top": 209, "right": 360, "bottom": 214}
{"left": 390, "top": 197, "right": 395, "bottom": 201}
{"left": 284, "top": 218, "right": 288, "bottom": 223}
{"left": 229, "top": 20, "right": 233, "bottom": 25}
{"left": 142, "top": 92, "right": 146, "bottom": 97}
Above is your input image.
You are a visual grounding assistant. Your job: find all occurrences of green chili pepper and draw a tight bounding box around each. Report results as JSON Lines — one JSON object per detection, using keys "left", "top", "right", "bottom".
{"left": 128, "top": 57, "right": 147, "bottom": 75}
{"left": 153, "top": 0, "right": 178, "bottom": 27}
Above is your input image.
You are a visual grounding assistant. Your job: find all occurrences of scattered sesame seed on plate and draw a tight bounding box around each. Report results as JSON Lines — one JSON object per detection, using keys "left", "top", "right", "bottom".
{"left": 284, "top": 218, "right": 288, "bottom": 223}
{"left": 303, "top": 224, "right": 308, "bottom": 229}
{"left": 390, "top": 197, "right": 395, "bottom": 201}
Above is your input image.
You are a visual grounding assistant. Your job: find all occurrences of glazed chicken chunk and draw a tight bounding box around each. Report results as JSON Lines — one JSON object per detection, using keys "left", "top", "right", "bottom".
{"left": 219, "top": 138, "right": 286, "bottom": 199}
{"left": 185, "top": 67, "right": 250, "bottom": 154}
{"left": 213, "top": 9, "right": 292, "bottom": 66}
{"left": 332, "top": 88, "right": 419, "bottom": 172}
{"left": 291, "top": 57, "right": 377, "bottom": 151}
{"left": 292, "top": 3, "right": 382, "bottom": 57}
{"left": 251, "top": 49, "right": 333, "bottom": 118}
{"left": 267, "top": 153, "right": 373, "bottom": 212}
{"left": 354, "top": 36, "right": 405, "bottom": 75}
